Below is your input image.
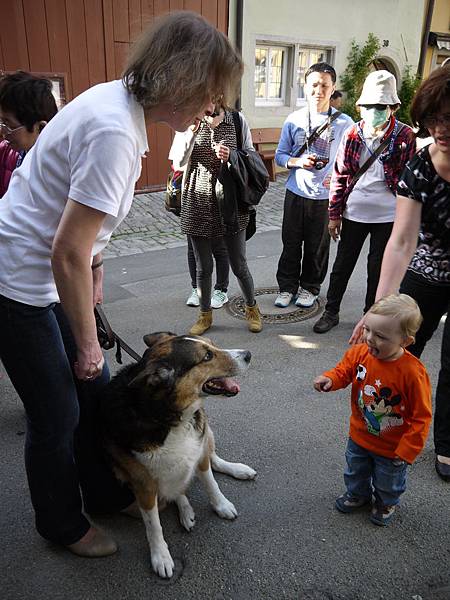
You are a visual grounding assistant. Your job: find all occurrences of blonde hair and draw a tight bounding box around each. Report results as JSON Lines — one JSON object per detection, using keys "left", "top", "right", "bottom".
{"left": 368, "top": 294, "right": 422, "bottom": 338}
{"left": 123, "top": 11, "right": 243, "bottom": 113}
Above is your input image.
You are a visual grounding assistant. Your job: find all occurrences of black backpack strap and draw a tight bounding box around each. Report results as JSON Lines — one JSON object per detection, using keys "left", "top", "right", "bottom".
{"left": 231, "top": 110, "right": 243, "bottom": 150}
{"left": 350, "top": 124, "right": 405, "bottom": 187}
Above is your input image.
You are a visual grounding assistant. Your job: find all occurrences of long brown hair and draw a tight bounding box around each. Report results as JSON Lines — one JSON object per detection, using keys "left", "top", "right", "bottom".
{"left": 123, "top": 11, "right": 243, "bottom": 114}
{"left": 410, "top": 65, "right": 450, "bottom": 137}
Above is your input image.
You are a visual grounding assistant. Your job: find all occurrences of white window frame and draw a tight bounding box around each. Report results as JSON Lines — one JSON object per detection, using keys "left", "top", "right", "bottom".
{"left": 254, "top": 43, "right": 290, "bottom": 107}
{"left": 296, "top": 45, "right": 335, "bottom": 106}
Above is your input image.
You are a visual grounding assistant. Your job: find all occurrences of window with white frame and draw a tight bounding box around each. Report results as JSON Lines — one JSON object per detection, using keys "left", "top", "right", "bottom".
{"left": 296, "top": 47, "right": 334, "bottom": 104}
{"left": 254, "top": 44, "right": 289, "bottom": 105}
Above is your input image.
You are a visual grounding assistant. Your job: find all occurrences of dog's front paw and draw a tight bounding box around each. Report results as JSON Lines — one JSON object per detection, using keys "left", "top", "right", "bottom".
{"left": 230, "top": 463, "right": 257, "bottom": 480}
{"left": 179, "top": 503, "right": 196, "bottom": 531}
{"left": 151, "top": 542, "right": 175, "bottom": 578}
{"left": 213, "top": 497, "right": 238, "bottom": 520}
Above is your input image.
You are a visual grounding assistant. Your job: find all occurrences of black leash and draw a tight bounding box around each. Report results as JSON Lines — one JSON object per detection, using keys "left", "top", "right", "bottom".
{"left": 94, "top": 305, "right": 141, "bottom": 364}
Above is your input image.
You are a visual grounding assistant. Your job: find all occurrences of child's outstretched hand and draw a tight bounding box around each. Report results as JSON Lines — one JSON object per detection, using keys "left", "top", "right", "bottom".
{"left": 314, "top": 375, "right": 332, "bottom": 392}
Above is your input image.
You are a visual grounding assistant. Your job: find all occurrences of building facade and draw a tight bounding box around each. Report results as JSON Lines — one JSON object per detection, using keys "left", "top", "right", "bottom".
{"left": 1, "top": 0, "right": 436, "bottom": 188}
{"left": 229, "top": 0, "right": 426, "bottom": 129}
{"left": 423, "top": 0, "right": 450, "bottom": 74}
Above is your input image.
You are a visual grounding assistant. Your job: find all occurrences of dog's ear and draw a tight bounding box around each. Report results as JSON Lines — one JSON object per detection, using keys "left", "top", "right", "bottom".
{"left": 128, "top": 363, "right": 175, "bottom": 389}
{"left": 143, "top": 332, "right": 176, "bottom": 349}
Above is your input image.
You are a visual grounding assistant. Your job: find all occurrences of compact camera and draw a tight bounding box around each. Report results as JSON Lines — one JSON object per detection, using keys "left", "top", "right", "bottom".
{"left": 313, "top": 155, "right": 329, "bottom": 170}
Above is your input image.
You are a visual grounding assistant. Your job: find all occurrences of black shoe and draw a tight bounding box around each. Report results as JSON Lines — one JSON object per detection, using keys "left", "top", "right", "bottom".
{"left": 435, "top": 457, "right": 450, "bottom": 481}
{"left": 313, "top": 311, "right": 339, "bottom": 333}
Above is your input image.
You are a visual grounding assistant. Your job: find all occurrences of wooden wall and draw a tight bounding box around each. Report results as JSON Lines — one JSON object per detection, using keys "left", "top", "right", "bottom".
{"left": 0, "top": 0, "right": 229, "bottom": 191}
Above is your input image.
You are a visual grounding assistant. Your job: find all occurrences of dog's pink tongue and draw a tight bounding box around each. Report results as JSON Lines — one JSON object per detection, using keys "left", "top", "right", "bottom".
{"left": 222, "top": 378, "right": 240, "bottom": 394}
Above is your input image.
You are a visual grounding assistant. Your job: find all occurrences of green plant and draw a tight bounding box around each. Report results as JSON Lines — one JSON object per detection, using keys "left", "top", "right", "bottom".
{"left": 340, "top": 33, "right": 381, "bottom": 120}
{"left": 397, "top": 66, "right": 422, "bottom": 125}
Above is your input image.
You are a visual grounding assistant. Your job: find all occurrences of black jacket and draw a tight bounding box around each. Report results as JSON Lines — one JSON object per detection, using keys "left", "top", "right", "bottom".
{"left": 217, "top": 148, "right": 269, "bottom": 235}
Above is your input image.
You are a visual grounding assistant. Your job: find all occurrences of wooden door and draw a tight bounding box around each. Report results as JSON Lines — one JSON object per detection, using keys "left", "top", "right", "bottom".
{"left": 0, "top": 0, "right": 229, "bottom": 190}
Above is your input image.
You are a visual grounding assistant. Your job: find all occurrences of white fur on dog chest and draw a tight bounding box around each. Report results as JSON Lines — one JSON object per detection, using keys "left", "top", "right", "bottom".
{"left": 134, "top": 423, "right": 205, "bottom": 500}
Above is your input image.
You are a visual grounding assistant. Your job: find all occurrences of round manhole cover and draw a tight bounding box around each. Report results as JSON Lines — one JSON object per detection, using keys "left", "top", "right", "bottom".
{"left": 226, "top": 287, "right": 324, "bottom": 324}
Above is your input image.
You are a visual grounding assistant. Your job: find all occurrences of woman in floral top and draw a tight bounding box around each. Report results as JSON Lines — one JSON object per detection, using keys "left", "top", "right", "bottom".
{"left": 352, "top": 64, "right": 450, "bottom": 481}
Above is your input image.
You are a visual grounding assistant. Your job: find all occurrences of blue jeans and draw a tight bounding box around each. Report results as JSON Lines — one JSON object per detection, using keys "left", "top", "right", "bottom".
{"left": 0, "top": 295, "right": 134, "bottom": 545}
{"left": 344, "top": 438, "right": 407, "bottom": 507}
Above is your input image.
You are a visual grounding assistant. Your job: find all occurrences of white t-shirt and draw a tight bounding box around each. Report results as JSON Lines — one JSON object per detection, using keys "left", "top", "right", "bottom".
{"left": 0, "top": 80, "right": 148, "bottom": 306}
{"left": 344, "top": 127, "right": 395, "bottom": 223}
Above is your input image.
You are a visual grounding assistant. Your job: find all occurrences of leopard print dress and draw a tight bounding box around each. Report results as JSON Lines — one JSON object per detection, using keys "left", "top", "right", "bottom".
{"left": 180, "top": 111, "right": 249, "bottom": 238}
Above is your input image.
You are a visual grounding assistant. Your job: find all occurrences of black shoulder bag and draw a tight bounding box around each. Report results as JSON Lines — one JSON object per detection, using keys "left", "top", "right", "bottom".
{"left": 231, "top": 111, "right": 257, "bottom": 240}
{"left": 230, "top": 111, "right": 270, "bottom": 207}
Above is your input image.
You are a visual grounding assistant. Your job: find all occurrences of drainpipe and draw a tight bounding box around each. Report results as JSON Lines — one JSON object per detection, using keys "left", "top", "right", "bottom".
{"left": 417, "top": 0, "right": 435, "bottom": 78}
{"left": 235, "top": 0, "right": 243, "bottom": 110}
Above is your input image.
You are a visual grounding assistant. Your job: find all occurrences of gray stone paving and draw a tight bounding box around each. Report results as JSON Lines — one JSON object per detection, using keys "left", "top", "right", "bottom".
{"left": 104, "top": 172, "right": 288, "bottom": 258}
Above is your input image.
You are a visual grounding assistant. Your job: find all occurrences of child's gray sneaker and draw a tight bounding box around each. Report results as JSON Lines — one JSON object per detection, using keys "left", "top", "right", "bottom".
{"left": 369, "top": 504, "right": 396, "bottom": 526}
{"left": 335, "top": 492, "right": 370, "bottom": 513}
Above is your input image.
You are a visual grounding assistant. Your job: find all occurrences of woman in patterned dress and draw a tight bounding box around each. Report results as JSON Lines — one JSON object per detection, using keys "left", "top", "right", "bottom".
{"left": 171, "top": 104, "right": 262, "bottom": 335}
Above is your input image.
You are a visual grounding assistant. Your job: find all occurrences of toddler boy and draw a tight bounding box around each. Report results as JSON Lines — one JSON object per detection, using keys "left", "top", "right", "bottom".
{"left": 314, "top": 294, "right": 432, "bottom": 526}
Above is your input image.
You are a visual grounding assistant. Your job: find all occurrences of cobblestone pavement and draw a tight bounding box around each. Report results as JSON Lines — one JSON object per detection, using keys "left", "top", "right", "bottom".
{"left": 104, "top": 172, "right": 288, "bottom": 258}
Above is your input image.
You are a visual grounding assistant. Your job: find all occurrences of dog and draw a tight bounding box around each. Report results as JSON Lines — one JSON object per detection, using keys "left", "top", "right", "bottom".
{"left": 98, "top": 332, "right": 256, "bottom": 578}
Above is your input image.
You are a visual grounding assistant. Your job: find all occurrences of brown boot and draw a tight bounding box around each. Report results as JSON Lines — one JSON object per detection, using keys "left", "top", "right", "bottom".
{"left": 67, "top": 526, "right": 117, "bottom": 558}
{"left": 245, "top": 303, "right": 262, "bottom": 333}
{"left": 189, "top": 310, "right": 213, "bottom": 335}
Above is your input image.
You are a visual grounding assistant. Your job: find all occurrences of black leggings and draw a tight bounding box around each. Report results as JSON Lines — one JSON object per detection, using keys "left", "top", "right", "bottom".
{"left": 187, "top": 235, "right": 229, "bottom": 291}
{"left": 325, "top": 218, "right": 393, "bottom": 315}
{"left": 400, "top": 270, "right": 450, "bottom": 457}
{"left": 189, "top": 230, "right": 255, "bottom": 311}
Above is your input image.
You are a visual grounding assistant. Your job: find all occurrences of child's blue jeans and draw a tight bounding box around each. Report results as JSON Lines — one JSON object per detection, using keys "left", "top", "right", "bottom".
{"left": 344, "top": 438, "right": 408, "bottom": 507}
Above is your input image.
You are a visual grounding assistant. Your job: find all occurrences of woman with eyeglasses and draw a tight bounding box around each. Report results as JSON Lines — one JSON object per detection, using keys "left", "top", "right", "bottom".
{"left": 0, "top": 12, "right": 243, "bottom": 559}
{"left": 0, "top": 71, "right": 57, "bottom": 197}
{"left": 350, "top": 64, "right": 450, "bottom": 482}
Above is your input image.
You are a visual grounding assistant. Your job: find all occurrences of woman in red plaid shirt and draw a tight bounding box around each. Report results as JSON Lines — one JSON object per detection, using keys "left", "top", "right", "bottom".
{"left": 313, "top": 71, "right": 416, "bottom": 334}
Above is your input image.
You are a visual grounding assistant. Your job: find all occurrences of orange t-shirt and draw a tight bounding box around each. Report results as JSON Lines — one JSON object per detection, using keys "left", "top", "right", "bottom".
{"left": 323, "top": 344, "right": 432, "bottom": 464}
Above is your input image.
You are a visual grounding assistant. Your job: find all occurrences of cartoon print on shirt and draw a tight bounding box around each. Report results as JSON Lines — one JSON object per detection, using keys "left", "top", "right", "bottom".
{"left": 357, "top": 383, "right": 404, "bottom": 436}
{"left": 356, "top": 364, "right": 367, "bottom": 381}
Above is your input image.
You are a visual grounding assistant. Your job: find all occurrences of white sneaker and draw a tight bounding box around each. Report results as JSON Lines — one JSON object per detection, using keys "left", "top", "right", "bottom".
{"left": 274, "top": 292, "right": 293, "bottom": 308}
{"left": 186, "top": 288, "right": 200, "bottom": 307}
{"left": 211, "top": 290, "right": 228, "bottom": 309}
{"left": 295, "top": 288, "right": 318, "bottom": 308}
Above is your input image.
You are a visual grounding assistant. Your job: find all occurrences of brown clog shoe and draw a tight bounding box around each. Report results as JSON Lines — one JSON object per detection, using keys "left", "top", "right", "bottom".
{"left": 67, "top": 526, "right": 117, "bottom": 558}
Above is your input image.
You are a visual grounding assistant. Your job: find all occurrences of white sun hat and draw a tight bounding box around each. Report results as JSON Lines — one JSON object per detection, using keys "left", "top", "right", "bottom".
{"left": 356, "top": 70, "right": 401, "bottom": 106}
